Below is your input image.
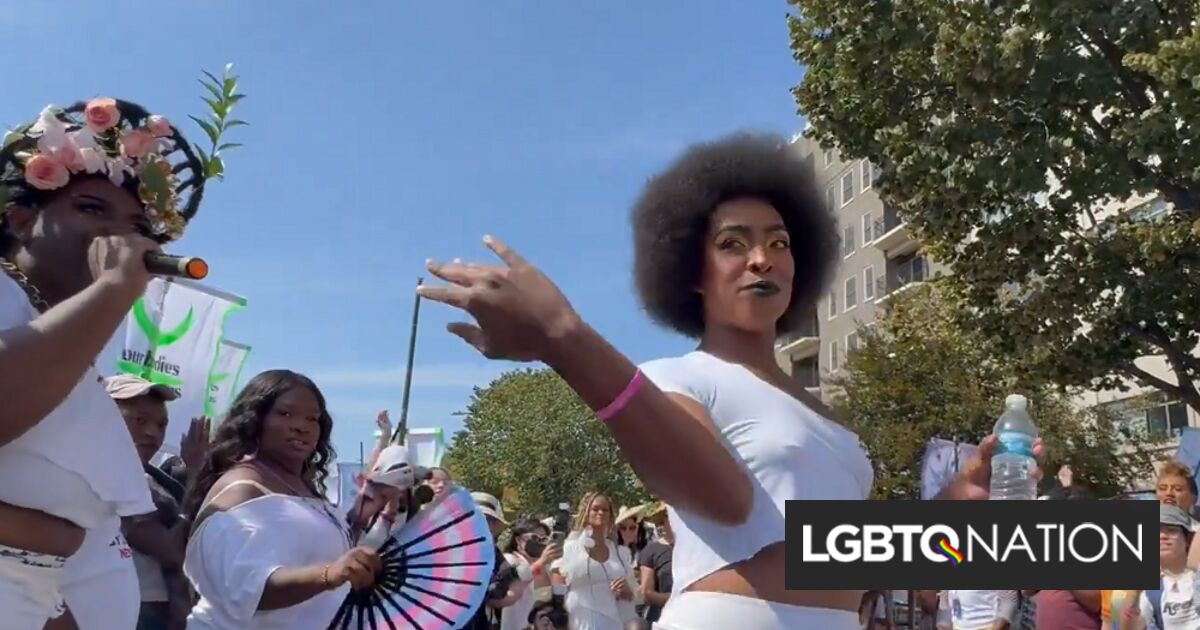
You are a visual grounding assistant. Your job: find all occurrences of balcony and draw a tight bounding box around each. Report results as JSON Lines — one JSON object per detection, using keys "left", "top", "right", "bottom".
{"left": 776, "top": 315, "right": 820, "bottom": 359}
{"left": 876, "top": 256, "right": 928, "bottom": 305}
{"left": 872, "top": 206, "right": 919, "bottom": 259}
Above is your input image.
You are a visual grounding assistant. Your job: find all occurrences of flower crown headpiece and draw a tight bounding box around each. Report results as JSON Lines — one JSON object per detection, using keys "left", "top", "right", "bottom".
{"left": 0, "top": 65, "right": 246, "bottom": 242}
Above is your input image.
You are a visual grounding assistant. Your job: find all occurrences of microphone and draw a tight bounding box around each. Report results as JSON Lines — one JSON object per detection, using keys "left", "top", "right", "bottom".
{"left": 144, "top": 254, "right": 208, "bottom": 280}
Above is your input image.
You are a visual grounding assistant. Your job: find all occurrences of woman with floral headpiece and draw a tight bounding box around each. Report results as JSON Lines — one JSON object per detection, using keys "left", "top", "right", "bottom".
{"left": 0, "top": 79, "right": 240, "bottom": 630}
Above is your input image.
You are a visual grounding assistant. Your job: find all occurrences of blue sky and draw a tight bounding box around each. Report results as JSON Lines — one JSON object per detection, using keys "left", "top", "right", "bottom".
{"left": 2, "top": 1, "right": 806, "bottom": 460}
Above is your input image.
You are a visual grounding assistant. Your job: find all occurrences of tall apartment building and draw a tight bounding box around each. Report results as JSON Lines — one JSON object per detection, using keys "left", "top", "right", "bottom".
{"left": 777, "top": 137, "right": 1198, "bottom": 472}
{"left": 776, "top": 136, "right": 943, "bottom": 394}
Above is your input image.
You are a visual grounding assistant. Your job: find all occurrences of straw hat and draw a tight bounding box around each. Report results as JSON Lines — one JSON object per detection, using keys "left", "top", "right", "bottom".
{"left": 615, "top": 504, "right": 645, "bottom": 525}
{"left": 642, "top": 501, "right": 668, "bottom": 524}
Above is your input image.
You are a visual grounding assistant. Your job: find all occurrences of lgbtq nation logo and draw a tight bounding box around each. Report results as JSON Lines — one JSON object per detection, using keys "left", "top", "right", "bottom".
{"left": 937, "top": 538, "right": 964, "bottom": 565}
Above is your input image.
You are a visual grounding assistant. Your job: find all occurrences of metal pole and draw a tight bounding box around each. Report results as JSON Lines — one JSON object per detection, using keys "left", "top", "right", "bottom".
{"left": 393, "top": 277, "right": 423, "bottom": 445}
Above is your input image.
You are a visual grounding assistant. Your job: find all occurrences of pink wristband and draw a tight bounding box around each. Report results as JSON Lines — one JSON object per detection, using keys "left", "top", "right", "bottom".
{"left": 596, "top": 370, "right": 645, "bottom": 422}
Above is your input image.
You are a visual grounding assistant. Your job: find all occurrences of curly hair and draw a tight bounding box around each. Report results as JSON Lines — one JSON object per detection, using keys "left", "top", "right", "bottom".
{"left": 182, "top": 369, "right": 337, "bottom": 523}
{"left": 570, "top": 491, "right": 614, "bottom": 535}
{"left": 630, "top": 132, "right": 838, "bottom": 338}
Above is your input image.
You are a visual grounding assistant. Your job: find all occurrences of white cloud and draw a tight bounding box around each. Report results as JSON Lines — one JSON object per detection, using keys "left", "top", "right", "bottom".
{"left": 310, "top": 362, "right": 514, "bottom": 389}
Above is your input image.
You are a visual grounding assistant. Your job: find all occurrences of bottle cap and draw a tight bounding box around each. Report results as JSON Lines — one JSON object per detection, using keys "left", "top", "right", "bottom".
{"left": 1005, "top": 394, "right": 1028, "bottom": 410}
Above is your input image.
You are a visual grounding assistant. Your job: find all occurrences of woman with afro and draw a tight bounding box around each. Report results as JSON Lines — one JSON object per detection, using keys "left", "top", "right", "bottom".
{"left": 420, "top": 132, "right": 1037, "bottom": 629}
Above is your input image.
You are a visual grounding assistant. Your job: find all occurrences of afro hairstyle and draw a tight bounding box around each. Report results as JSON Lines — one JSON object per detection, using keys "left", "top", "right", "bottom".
{"left": 630, "top": 132, "right": 838, "bottom": 338}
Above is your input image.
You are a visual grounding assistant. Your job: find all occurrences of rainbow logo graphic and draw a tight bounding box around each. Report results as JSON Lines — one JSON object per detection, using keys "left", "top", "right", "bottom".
{"left": 937, "top": 538, "right": 965, "bottom": 565}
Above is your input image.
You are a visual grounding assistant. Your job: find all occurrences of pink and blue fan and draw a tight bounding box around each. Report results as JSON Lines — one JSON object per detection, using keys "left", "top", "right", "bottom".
{"left": 329, "top": 486, "right": 495, "bottom": 630}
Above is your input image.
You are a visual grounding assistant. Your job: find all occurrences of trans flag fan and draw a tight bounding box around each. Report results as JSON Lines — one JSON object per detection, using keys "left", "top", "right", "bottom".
{"left": 328, "top": 483, "right": 495, "bottom": 629}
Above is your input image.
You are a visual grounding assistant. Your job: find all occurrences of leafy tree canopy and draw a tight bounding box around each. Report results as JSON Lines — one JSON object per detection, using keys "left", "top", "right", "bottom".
{"left": 831, "top": 282, "right": 1159, "bottom": 499}
{"left": 442, "top": 369, "right": 647, "bottom": 518}
{"left": 789, "top": 0, "right": 1200, "bottom": 412}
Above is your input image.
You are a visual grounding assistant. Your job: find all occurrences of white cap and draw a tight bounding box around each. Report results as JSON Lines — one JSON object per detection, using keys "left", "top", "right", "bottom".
{"left": 371, "top": 445, "right": 426, "bottom": 490}
{"left": 1005, "top": 394, "right": 1028, "bottom": 410}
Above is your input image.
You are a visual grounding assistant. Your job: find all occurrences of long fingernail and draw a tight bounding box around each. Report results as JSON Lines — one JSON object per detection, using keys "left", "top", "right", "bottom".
{"left": 483, "top": 234, "right": 493, "bottom": 244}
{"left": 425, "top": 258, "right": 435, "bottom": 268}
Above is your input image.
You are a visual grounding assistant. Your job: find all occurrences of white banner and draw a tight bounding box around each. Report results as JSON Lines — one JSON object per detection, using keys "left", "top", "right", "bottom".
{"left": 97, "top": 278, "right": 245, "bottom": 456}
{"left": 407, "top": 427, "right": 446, "bottom": 469}
{"left": 206, "top": 339, "right": 251, "bottom": 422}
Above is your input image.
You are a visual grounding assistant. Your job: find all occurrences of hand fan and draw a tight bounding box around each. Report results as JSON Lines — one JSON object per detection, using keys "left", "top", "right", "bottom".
{"left": 329, "top": 485, "right": 495, "bottom": 630}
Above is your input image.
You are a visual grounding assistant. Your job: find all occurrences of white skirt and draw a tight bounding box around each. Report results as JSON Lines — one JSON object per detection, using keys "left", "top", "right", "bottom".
{"left": 655, "top": 592, "right": 860, "bottom": 630}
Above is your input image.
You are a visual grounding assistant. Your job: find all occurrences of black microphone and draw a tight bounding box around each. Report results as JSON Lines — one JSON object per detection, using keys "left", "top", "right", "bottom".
{"left": 144, "top": 253, "right": 209, "bottom": 280}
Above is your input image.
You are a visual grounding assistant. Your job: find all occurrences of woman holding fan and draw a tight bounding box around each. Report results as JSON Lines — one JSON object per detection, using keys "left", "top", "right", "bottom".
{"left": 419, "top": 133, "right": 1042, "bottom": 629}
{"left": 181, "top": 370, "right": 381, "bottom": 629}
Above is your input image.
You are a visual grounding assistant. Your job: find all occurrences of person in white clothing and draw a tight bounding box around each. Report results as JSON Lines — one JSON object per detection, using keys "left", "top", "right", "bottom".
{"left": 1127, "top": 504, "right": 1200, "bottom": 630}
{"left": 181, "top": 370, "right": 382, "bottom": 629}
{"left": 419, "top": 133, "right": 1042, "bottom": 629}
{"left": 500, "top": 518, "right": 562, "bottom": 630}
{"left": 551, "top": 492, "right": 642, "bottom": 630}
{"left": 0, "top": 93, "right": 224, "bottom": 629}
{"left": 945, "top": 590, "right": 1019, "bottom": 630}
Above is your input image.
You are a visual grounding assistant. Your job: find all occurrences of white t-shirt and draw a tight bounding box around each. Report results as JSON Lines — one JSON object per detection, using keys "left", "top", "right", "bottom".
{"left": 948, "top": 590, "right": 1018, "bottom": 630}
{"left": 639, "top": 351, "right": 874, "bottom": 594}
{"left": 499, "top": 552, "right": 536, "bottom": 630}
{"left": 1140, "top": 570, "right": 1200, "bottom": 629}
{"left": 0, "top": 274, "right": 154, "bottom": 527}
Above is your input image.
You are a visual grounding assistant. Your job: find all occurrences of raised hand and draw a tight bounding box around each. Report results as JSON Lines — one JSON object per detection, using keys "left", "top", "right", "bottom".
{"left": 418, "top": 236, "right": 581, "bottom": 363}
{"left": 375, "top": 410, "right": 392, "bottom": 446}
{"left": 940, "top": 435, "right": 1046, "bottom": 500}
{"left": 180, "top": 417, "right": 212, "bottom": 473}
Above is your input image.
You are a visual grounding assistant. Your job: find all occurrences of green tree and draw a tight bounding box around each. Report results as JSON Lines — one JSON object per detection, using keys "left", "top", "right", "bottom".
{"left": 442, "top": 369, "right": 647, "bottom": 517}
{"left": 789, "top": 0, "right": 1200, "bottom": 413}
{"left": 832, "top": 282, "right": 1158, "bottom": 499}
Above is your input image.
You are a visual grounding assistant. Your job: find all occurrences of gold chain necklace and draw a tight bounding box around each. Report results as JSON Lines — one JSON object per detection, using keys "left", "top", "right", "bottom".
{"left": 0, "top": 259, "right": 49, "bottom": 313}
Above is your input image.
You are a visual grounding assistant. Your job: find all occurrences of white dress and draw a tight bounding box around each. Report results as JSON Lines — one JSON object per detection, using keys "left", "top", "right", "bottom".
{"left": 554, "top": 535, "right": 639, "bottom": 630}
{"left": 184, "top": 480, "right": 351, "bottom": 629}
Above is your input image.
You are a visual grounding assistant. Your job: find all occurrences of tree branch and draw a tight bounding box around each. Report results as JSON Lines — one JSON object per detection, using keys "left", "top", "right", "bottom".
{"left": 1124, "top": 362, "right": 1200, "bottom": 416}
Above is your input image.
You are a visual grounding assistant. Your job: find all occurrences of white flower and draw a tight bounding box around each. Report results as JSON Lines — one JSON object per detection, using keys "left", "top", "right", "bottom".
{"left": 30, "top": 106, "right": 69, "bottom": 151}
{"left": 71, "top": 129, "right": 99, "bottom": 150}
{"left": 79, "top": 148, "right": 106, "bottom": 175}
{"left": 107, "top": 158, "right": 133, "bottom": 187}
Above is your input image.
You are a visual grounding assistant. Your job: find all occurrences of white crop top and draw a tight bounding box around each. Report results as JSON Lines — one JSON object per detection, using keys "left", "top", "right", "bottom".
{"left": 184, "top": 480, "right": 351, "bottom": 629}
{"left": 0, "top": 274, "right": 154, "bottom": 528}
{"left": 639, "top": 351, "right": 873, "bottom": 594}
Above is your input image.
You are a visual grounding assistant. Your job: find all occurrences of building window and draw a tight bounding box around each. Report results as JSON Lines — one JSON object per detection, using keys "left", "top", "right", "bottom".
{"left": 841, "top": 171, "right": 855, "bottom": 206}
{"left": 844, "top": 276, "right": 857, "bottom": 312}
{"left": 823, "top": 148, "right": 834, "bottom": 168}
{"left": 829, "top": 340, "right": 840, "bottom": 372}
{"left": 846, "top": 331, "right": 859, "bottom": 357}
{"left": 842, "top": 226, "right": 855, "bottom": 257}
{"left": 1114, "top": 395, "right": 1190, "bottom": 440}
{"left": 828, "top": 290, "right": 837, "bottom": 320}
{"left": 861, "top": 161, "right": 873, "bottom": 192}
{"left": 864, "top": 266, "right": 875, "bottom": 300}
{"left": 825, "top": 185, "right": 836, "bottom": 210}
{"left": 862, "top": 212, "right": 874, "bottom": 243}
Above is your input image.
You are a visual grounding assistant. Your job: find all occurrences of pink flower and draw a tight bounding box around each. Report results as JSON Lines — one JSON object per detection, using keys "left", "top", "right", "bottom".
{"left": 120, "top": 130, "right": 155, "bottom": 160}
{"left": 84, "top": 98, "right": 120, "bottom": 132}
{"left": 47, "top": 140, "right": 86, "bottom": 173}
{"left": 24, "top": 154, "right": 70, "bottom": 190}
{"left": 146, "top": 115, "right": 173, "bottom": 138}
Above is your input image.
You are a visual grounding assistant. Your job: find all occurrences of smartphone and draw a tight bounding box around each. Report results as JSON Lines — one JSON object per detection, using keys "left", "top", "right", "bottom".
{"left": 550, "top": 531, "right": 566, "bottom": 544}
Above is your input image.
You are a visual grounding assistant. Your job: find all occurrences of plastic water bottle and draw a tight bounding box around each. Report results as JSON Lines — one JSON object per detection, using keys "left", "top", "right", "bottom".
{"left": 989, "top": 394, "right": 1038, "bottom": 500}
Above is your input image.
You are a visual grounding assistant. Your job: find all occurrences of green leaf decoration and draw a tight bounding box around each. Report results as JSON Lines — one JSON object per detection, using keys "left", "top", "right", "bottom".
{"left": 189, "top": 63, "right": 247, "bottom": 185}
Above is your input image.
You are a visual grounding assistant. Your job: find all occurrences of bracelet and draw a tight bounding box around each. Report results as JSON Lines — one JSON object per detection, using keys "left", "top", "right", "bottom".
{"left": 321, "top": 564, "right": 332, "bottom": 589}
{"left": 596, "top": 370, "right": 645, "bottom": 422}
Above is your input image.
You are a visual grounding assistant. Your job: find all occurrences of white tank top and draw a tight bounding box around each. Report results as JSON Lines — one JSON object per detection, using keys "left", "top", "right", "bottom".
{"left": 0, "top": 274, "right": 153, "bottom": 527}
{"left": 639, "top": 351, "right": 873, "bottom": 594}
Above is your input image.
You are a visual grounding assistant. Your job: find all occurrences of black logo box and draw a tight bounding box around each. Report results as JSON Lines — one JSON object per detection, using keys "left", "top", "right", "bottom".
{"left": 785, "top": 500, "right": 1159, "bottom": 590}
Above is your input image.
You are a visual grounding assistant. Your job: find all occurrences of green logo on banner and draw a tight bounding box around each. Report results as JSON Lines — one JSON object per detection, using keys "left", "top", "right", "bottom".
{"left": 117, "top": 298, "right": 195, "bottom": 388}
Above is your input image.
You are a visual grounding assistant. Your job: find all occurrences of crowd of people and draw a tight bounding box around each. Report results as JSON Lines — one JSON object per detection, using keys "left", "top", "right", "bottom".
{"left": 0, "top": 80, "right": 1184, "bottom": 630}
